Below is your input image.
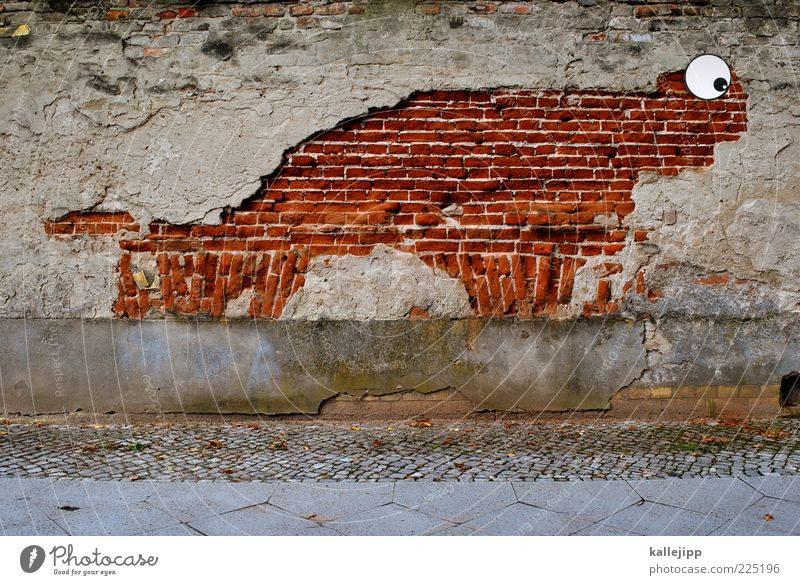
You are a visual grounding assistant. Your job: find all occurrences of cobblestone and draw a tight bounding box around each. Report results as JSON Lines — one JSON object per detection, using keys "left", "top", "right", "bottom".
{"left": 1, "top": 418, "right": 798, "bottom": 482}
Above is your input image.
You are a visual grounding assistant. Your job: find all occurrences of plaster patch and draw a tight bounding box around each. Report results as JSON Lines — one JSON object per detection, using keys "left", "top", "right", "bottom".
{"left": 280, "top": 245, "right": 472, "bottom": 321}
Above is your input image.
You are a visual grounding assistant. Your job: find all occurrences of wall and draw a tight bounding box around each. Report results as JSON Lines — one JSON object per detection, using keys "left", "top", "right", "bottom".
{"left": 1, "top": 0, "right": 799, "bottom": 417}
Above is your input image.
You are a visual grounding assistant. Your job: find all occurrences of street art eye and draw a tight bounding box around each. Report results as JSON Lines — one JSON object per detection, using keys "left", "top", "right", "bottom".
{"left": 685, "top": 54, "right": 731, "bottom": 100}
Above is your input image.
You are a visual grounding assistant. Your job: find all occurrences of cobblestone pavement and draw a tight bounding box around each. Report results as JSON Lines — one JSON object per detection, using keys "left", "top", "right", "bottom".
{"left": 2, "top": 417, "right": 799, "bottom": 482}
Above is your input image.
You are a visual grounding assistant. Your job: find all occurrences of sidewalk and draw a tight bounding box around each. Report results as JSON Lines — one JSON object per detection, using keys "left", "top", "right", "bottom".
{"left": 2, "top": 418, "right": 799, "bottom": 536}
{"left": 2, "top": 476, "right": 798, "bottom": 536}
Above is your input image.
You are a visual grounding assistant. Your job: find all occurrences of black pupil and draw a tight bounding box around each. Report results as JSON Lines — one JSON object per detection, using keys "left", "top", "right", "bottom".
{"left": 714, "top": 77, "right": 728, "bottom": 92}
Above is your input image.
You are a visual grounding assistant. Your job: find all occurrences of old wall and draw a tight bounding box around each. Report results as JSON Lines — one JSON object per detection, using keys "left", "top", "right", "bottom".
{"left": 1, "top": 0, "right": 799, "bottom": 416}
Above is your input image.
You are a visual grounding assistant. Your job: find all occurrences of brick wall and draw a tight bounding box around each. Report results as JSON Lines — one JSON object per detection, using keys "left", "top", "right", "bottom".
{"left": 46, "top": 72, "right": 747, "bottom": 319}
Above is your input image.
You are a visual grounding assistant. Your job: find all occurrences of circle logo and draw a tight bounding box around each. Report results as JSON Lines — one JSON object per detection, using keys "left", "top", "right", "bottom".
{"left": 19, "top": 545, "right": 46, "bottom": 573}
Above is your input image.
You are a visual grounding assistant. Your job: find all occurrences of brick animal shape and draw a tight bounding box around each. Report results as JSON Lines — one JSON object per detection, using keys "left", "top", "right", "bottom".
{"left": 46, "top": 72, "right": 747, "bottom": 319}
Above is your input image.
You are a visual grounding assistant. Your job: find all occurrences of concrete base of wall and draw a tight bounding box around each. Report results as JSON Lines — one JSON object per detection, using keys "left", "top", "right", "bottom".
{"left": 0, "top": 317, "right": 796, "bottom": 419}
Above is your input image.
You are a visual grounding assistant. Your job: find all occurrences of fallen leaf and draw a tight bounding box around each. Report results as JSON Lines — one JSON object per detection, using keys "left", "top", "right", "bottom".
{"left": 81, "top": 444, "right": 97, "bottom": 452}
{"left": 627, "top": 424, "right": 637, "bottom": 430}
{"left": 350, "top": 424, "right": 361, "bottom": 431}
{"left": 305, "top": 513, "right": 336, "bottom": 522}
{"left": 370, "top": 440, "right": 383, "bottom": 447}
{"left": 128, "top": 475, "right": 141, "bottom": 481}
{"left": 205, "top": 439, "right": 222, "bottom": 449}
{"left": 764, "top": 513, "right": 774, "bottom": 522}
{"left": 454, "top": 462, "right": 467, "bottom": 470}
{"left": 220, "top": 468, "right": 235, "bottom": 474}
{"left": 506, "top": 452, "right": 515, "bottom": 457}
{"left": 408, "top": 419, "right": 432, "bottom": 428}
{"left": 303, "top": 444, "right": 309, "bottom": 451}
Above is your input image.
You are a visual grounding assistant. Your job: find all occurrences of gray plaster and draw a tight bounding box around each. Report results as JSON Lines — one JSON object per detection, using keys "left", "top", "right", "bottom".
{"left": 281, "top": 245, "right": 472, "bottom": 320}
{"left": 0, "top": 317, "right": 645, "bottom": 414}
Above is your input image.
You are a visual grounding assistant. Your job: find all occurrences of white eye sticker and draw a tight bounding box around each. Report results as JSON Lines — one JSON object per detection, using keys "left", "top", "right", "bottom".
{"left": 685, "top": 54, "right": 732, "bottom": 100}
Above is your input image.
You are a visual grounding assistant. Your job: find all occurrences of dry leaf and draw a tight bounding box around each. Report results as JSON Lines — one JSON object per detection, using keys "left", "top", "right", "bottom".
{"left": 128, "top": 475, "right": 141, "bottom": 481}
{"left": 454, "top": 462, "right": 467, "bottom": 470}
{"left": 764, "top": 513, "right": 774, "bottom": 522}
{"left": 370, "top": 440, "right": 383, "bottom": 447}
{"left": 220, "top": 468, "right": 235, "bottom": 474}
{"left": 205, "top": 439, "right": 222, "bottom": 449}
{"left": 81, "top": 444, "right": 97, "bottom": 452}
{"left": 350, "top": 424, "right": 361, "bottom": 431}
{"left": 408, "top": 419, "right": 432, "bottom": 428}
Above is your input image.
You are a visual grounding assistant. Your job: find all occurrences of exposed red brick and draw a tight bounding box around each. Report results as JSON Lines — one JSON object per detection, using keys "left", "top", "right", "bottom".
{"left": 47, "top": 73, "right": 747, "bottom": 320}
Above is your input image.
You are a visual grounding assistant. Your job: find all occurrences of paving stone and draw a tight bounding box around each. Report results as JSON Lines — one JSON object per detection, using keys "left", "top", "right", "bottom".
{"left": 513, "top": 480, "right": 641, "bottom": 522}
{"left": 712, "top": 497, "right": 800, "bottom": 536}
{"left": 323, "top": 503, "right": 449, "bottom": 535}
{"left": 0, "top": 499, "right": 68, "bottom": 536}
{"left": 571, "top": 523, "right": 640, "bottom": 536}
{"left": 186, "top": 504, "right": 323, "bottom": 536}
{"left": 453, "top": 502, "right": 594, "bottom": 536}
{"left": 597, "top": 501, "right": 729, "bottom": 536}
{"left": 145, "top": 481, "right": 276, "bottom": 522}
{"left": 394, "top": 481, "right": 517, "bottom": 523}
{"left": 741, "top": 476, "right": 800, "bottom": 503}
{"left": 2, "top": 420, "right": 798, "bottom": 483}
{"left": 628, "top": 477, "right": 762, "bottom": 518}
{"left": 140, "top": 523, "right": 205, "bottom": 536}
{"left": 267, "top": 482, "right": 393, "bottom": 520}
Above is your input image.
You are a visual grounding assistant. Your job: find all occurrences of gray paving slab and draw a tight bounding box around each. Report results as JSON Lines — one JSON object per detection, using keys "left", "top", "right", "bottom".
{"left": 18, "top": 479, "right": 178, "bottom": 535}
{"left": 741, "top": 476, "right": 800, "bottom": 503}
{"left": 393, "top": 481, "right": 517, "bottom": 523}
{"left": 144, "top": 481, "right": 276, "bottom": 523}
{"left": 140, "top": 523, "right": 205, "bottom": 536}
{"left": 3, "top": 475, "right": 797, "bottom": 536}
{"left": 597, "top": 501, "right": 729, "bottom": 536}
{"left": 24, "top": 479, "right": 164, "bottom": 510}
{"left": 450, "top": 502, "right": 595, "bottom": 536}
{"left": 571, "top": 524, "right": 640, "bottom": 536}
{"left": 513, "top": 480, "right": 641, "bottom": 522}
{"left": 0, "top": 477, "right": 55, "bottom": 499}
{"left": 267, "top": 482, "right": 393, "bottom": 520}
{"left": 186, "top": 503, "right": 324, "bottom": 535}
{"left": 46, "top": 501, "right": 181, "bottom": 536}
{"left": 712, "top": 497, "right": 800, "bottom": 536}
{"left": 628, "top": 477, "right": 762, "bottom": 518}
{"left": 1, "top": 499, "right": 68, "bottom": 536}
{"left": 324, "top": 503, "right": 450, "bottom": 536}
